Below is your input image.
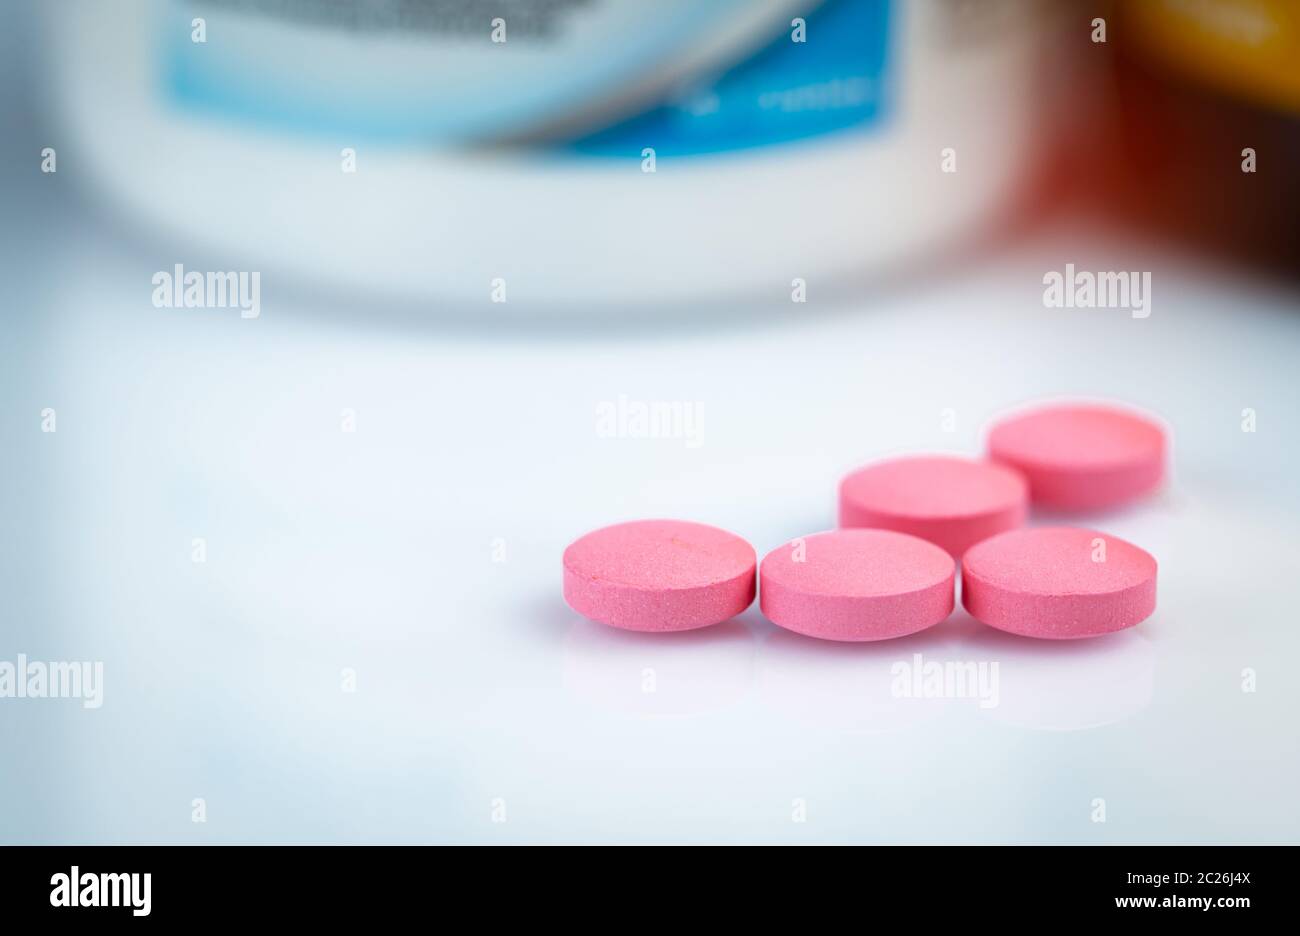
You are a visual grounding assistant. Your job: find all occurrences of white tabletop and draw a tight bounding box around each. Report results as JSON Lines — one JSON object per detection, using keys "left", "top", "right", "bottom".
{"left": 2, "top": 0, "right": 1297, "bottom": 843}
{"left": 4, "top": 190, "right": 1298, "bottom": 843}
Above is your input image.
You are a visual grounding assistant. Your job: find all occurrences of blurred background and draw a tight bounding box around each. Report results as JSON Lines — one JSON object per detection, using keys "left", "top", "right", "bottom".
{"left": 2, "top": 0, "right": 1298, "bottom": 843}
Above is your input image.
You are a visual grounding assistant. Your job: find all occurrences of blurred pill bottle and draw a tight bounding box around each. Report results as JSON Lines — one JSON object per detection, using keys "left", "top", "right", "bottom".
{"left": 1107, "top": 0, "right": 1300, "bottom": 271}
{"left": 46, "top": 0, "right": 1069, "bottom": 307}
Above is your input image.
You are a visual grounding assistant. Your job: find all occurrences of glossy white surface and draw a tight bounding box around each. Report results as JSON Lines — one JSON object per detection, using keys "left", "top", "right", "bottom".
{"left": 4, "top": 215, "right": 1297, "bottom": 843}
{"left": 2, "top": 3, "right": 1297, "bottom": 845}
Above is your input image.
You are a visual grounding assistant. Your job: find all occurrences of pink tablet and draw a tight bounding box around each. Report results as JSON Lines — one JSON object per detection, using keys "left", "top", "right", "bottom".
{"left": 838, "top": 455, "right": 1028, "bottom": 555}
{"left": 962, "top": 527, "right": 1157, "bottom": 639}
{"left": 563, "top": 519, "right": 756, "bottom": 632}
{"left": 987, "top": 403, "right": 1165, "bottom": 511}
{"left": 759, "top": 529, "right": 955, "bottom": 642}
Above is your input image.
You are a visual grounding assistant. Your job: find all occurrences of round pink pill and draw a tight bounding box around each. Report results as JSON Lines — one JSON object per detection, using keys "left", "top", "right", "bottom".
{"left": 962, "top": 527, "right": 1157, "bottom": 639}
{"left": 563, "top": 520, "right": 756, "bottom": 632}
{"left": 838, "top": 455, "right": 1028, "bottom": 556}
{"left": 760, "top": 529, "right": 955, "bottom": 642}
{"left": 987, "top": 403, "right": 1165, "bottom": 511}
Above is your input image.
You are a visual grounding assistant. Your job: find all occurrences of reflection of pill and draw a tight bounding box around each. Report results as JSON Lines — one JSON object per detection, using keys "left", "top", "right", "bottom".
{"left": 968, "top": 626, "right": 1155, "bottom": 731}
{"left": 562, "top": 619, "right": 755, "bottom": 715}
{"left": 563, "top": 519, "right": 756, "bottom": 632}
{"left": 838, "top": 455, "right": 1028, "bottom": 556}
{"left": 987, "top": 403, "right": 1165, "bottom": 511}
{"left": 760, "top": 529, "right": 955, "bottom": 642}
{"left": 755, "top": 628, "right": 949, "bottom": 732}
{"left": 962, "top": 527, "right": 1157, "bottom": 639}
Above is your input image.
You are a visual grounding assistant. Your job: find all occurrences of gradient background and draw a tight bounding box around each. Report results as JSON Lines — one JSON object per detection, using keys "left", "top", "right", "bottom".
{"left": 2, "top": 0, "right": 1298, "bottom": 843}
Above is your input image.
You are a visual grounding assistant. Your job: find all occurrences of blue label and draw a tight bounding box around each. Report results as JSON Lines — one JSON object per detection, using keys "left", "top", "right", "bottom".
{"left": 568, "top": 0, "right": 893, "bottom": 157}
{"left": 163, "top": 0, "right": 892, "bottom": 152}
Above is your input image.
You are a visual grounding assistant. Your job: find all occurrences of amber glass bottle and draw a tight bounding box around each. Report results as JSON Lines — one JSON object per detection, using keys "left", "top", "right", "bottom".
{"left": 1107, "top": 0, "right": 1299, "bottom": 272}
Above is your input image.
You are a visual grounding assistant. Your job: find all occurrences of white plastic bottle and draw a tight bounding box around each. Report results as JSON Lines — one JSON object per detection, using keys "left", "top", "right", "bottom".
{"left": 45, "top": 0, "right": 1055, "bottom": 307}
